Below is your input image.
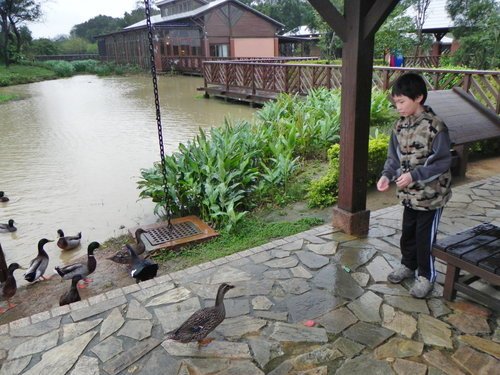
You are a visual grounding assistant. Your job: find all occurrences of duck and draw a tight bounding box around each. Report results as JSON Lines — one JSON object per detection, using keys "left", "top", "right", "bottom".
{"left": 0, "top": 242, "right": 23, "bottom": 313}
{"left": 0, "top": 219, "right": 16, "bottom": 233}
{"left": 24, "top": 238, "right": 53, "bottom": 283}
{"left": 0, "top": 192, "right": 9, "bottom": 203}
{"left": 166, "top": 283, "right": 234, "bottom": 346}
{"left": 55, "top": 241, "right": 100, "bottom": 288}
{"left": 56, "top": 229, "right": 82, "bottom": 251}
{"left": 126, "top": 244, "right": 158, "bottom": 283}
{"left": 59, "top": 275, "right": 82, "bottom": 306}
{"left": 108, "top": 228, "right": 147, "bottom": 264}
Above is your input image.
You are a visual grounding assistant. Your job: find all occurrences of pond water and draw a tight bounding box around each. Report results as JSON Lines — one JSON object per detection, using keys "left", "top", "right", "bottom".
{"left": 0, "top": 74, "right": 256, "bottom": 284}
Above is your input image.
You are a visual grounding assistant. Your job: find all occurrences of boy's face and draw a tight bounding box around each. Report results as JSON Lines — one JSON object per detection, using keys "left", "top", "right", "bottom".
{"left": 392, "top": 94, "right": 424, "bottom": 117}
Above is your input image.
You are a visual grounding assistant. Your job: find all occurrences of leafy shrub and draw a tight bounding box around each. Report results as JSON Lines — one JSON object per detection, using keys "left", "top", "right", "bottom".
{"left": 43, "top": 60, "right": 75, "bottom": 77}
{"left": 139, "top": 88, "right": 396, "bottom": 230}
{"left": 71, "top": 59, "right": 100, "bottom": 73}
{"left": 307, "top": 132, "right": 390, "bottom": 208}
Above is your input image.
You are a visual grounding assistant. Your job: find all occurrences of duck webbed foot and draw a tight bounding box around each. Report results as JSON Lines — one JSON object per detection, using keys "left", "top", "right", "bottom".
{"left": 197, "top": 338, "right": 214, "bottom": 347}
{"left": 77, "top": 278, "right": 93, "bottom": 289}
{"left": 0, "top": 301, "right": 17, "bottom": 313}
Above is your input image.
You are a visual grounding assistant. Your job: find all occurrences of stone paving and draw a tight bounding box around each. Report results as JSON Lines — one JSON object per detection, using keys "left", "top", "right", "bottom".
{"left": 1, "top": 175, "right": 500, "bottom": 375}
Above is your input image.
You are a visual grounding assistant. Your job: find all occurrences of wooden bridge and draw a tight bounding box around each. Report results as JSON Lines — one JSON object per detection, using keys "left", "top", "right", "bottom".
{"left": 198, "top": 61, "right": 500, "bottom": 115}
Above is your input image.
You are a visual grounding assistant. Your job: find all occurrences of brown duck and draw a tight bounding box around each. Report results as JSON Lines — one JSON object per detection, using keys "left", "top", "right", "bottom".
{"left": 166, "top": 283, "right": 234, "bottom": 346}
{"left": 0, "top": 242, "right": 23, "bottom": 313}
{"left": 59, "top": 275, "right": 83, "bottom": 306}
{"left": 108, "top": 228, "right": 147, "bottom": 264}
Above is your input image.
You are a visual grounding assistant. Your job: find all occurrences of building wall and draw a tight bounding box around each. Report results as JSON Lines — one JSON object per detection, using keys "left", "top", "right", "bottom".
{"left": 203, "top": 4, "right": 278, "bottom": 38}
{"left": 232, "top": 38, "right": 275, "bottom": 57}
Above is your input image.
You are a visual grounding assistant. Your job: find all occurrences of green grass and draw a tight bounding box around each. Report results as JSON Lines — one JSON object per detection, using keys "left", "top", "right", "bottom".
{"left": 152, "top": 216, "right": 323, "bottom": 270}
{"left": 0, "top": 64, "right": 57, "bottom": 87}
{"left": 0, "top": 92, "right": 21, "bottom": 103}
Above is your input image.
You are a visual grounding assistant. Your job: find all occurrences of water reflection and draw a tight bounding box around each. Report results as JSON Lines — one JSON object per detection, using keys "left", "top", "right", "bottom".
{"left": 0, "top": 74, "right": 256, "bottom": 284}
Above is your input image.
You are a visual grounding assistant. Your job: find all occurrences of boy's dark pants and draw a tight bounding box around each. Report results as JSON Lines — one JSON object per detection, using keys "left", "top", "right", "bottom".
{"left": 400, "top": 206, "right": 443, "bottom": 282}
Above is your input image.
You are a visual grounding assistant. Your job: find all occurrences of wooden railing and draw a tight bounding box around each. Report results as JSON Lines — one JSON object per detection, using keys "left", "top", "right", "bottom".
{"left": 35, "top": 54, "right": 100, "bottom": 61}
{"left": 161, "top": 56, "right": 318, "bottom": 74}
{"left": 404, "top": 55, "right": 442, "bottom": 68}
{"left": 202, "top": 61, "right": 500, "bottom": 114}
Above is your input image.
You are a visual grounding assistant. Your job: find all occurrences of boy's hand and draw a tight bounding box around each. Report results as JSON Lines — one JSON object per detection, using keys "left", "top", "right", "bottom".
{"left": 396, "top": 172, "right": 413, "bottom": 188}
{"left": 377, "top": 176, "right": 390, "bottom": 191}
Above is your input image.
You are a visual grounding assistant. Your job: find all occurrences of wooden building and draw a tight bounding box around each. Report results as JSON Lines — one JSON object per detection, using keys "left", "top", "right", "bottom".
{"left": 96, "top": 0, "right": 283, "bottom": 71}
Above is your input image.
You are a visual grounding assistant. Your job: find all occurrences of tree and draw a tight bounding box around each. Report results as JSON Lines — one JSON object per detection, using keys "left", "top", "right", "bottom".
{"left": 411, "top": 0, "right": 431, "bottom": 55}
{"left": 241, "top": 0, "right": 316, "bottom": 32}
{"left": 70, "top": 15, "right": 123, "bottom": 43}
{"left": 29, "top": 37, "right": 59, "bottom": 56}
{"left": 375, "top": 1, "right": 418, "bottom": 59}
{"left": 0, "top": 0, "right": 41, "bottom": 66}
{"left": 446, "top": 0, "right": 499, "bottom": 69}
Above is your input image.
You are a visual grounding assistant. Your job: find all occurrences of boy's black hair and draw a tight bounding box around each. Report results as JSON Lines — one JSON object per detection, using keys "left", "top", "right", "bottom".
{"left": 391, "top": 73, "right": 427, "bottom": 104}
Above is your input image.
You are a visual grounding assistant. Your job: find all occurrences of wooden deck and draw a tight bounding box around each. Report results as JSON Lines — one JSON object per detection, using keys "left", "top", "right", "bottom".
{"left": 199, "top": 62, "right": 500, "bottom": 114}
{"left": 197, "top": 85, "right": 279, "bottom": 105}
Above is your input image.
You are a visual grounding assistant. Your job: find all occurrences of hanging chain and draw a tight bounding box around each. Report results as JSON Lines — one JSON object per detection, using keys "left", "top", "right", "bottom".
{"left": 144, "top": 0, "right": 173, "bottom": 229}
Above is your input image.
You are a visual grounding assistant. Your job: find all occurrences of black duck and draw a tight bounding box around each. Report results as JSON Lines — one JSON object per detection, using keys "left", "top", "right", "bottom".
{"left": 0, "top": 191, "right": 9, "bottom": 202}
{"left": 108, "top": 228, "right": 147, "bottom": 264}
{"left": 59, "top": 275, "right": 83, "bottom": 306}
{"left": 166, "top": 283, "right": 234, "bottom": 346}
{"left": 55, "top": 241, "right": 100, "bottom": 288}
{"left": 126, "top": 244, "right": 158, "bottom": 283}
{"left": 0, "top": 219, "right": 16, "bottom": 233}
{"left": 0, "top": 242, "right": 23, "bottom": 313}
{"left": 56, "top": 229, "right": 82, "bottom": 251}
{"left": 24, "top": 238, "right": 53, "bottom": 282}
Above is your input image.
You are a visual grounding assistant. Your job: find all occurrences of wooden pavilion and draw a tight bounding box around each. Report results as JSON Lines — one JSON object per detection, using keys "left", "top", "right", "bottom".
{"left": 308, "top": 0, "right": 401, "bottom": 236}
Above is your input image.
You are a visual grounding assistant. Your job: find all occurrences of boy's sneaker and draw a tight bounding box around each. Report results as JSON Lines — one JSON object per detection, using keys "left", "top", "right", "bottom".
{"left": 387, "top": 264, "right": 414, "bottom": 284}
{"left": 410, "top": 276, "right": 433, "bottom": 298}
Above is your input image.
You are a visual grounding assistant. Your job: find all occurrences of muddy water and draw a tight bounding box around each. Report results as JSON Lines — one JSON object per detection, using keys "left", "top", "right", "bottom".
{"left": 0, "top": 74, "right": 256, "bottom": 285}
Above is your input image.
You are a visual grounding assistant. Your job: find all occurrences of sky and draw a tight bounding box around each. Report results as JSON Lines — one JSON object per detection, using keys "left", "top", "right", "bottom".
{"left": 27, "top": 0, "right": 142, "bottom": 39}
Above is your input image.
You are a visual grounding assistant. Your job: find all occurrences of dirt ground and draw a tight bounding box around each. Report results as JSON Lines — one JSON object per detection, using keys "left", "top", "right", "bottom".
{"left": 1, "top": 156, "right": 499, "bottom": 326}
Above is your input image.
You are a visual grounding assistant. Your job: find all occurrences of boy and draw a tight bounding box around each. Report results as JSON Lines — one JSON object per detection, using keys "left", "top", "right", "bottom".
{"left": 377, "top": 73, "right": 452, "bottom": 298}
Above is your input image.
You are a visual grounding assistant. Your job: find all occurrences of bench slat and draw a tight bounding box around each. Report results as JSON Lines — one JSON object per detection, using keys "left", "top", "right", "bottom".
{"left": 447, "top": 230, "right": 500, "bottom": 257}
{"left": 434, "top": 223, "right": 497, "bottom": 250}
{"left": 461, "top": 239, "right": 500, "bottom": 265}
{"left": 478, "top": 252, "right": 500, "bottom": 275}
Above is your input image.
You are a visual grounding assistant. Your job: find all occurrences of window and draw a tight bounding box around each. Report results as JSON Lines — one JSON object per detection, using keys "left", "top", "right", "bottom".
{"left": 210, "top": 44, "right": 229, "bottom": 57}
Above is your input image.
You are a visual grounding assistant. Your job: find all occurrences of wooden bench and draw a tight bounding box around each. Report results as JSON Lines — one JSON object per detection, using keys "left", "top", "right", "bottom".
{"left": 433, "top": 223, "right": 500, "bottom": 311}
{"left": 426, "top": 87, "right": 500, "bottom": 177}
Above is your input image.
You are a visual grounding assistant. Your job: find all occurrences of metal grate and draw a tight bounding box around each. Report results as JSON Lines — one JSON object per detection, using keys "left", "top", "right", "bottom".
{"left": 144, "top": 221, "right": 203, "bottom": 245}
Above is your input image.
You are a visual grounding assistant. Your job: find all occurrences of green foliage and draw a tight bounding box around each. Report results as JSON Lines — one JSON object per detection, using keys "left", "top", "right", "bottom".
{"left": 242, "top": 0, "right": 316, "bottom": 32}
{"left": 469, "top": 138, "right": 500, "bottom": 158}
{"left": 139, "top": 87, "right": 396, "bottom": 229}
{"left": 70, "top": 15, "right": 124, "bottom": 43}
{"left": 446, "top": 0, "right": 499, "bottom": 69}
{"left": 43, "top": 60, "right": 75, "bottom": 77}
{"left": 28, "top": 38, "right": 60, "bottom": 56}
{"left": 375, "top": 2, "right": 418, "bottom": 58}
{"left": 307, "top": 132, "right": 390, "bottom": 208}
{"left": 153, "top": 216, "right": 323, "bottom": 266}
{"left": 71, "top": 59, "right": 100, "bottom": 73}
{"left": 57, "top": 37, "right": 97, "bottom": 54}
{"left": 0, "top": 63, "right": 56, "bottom": 86}
{"left": 0, "top": 0, "right": 42, "bottom": 65}
{"left": 256, "top": 87, "right": 342, "bottom": 158}
{"left": 0, "top": 92, "right": 21, "bottom": 103}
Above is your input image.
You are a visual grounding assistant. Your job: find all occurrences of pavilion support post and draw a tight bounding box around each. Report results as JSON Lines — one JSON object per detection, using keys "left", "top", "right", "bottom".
{"left": 332, "top": 0, "right": 376, "bottom": 236}
{"left": 309, "top": 0, "right": 399, "bottom": 236}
